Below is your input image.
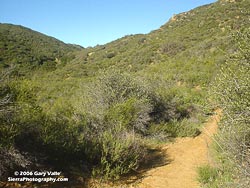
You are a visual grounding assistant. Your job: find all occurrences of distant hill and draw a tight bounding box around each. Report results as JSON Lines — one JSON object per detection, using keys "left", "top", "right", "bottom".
{"left": 0, "top": 23, "right": 82, "bottom": 72}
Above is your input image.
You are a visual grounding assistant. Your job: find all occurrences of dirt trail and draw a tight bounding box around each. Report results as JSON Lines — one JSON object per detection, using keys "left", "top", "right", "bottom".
{"left": 135, "top": 110, "right": 221, "bottom": 188}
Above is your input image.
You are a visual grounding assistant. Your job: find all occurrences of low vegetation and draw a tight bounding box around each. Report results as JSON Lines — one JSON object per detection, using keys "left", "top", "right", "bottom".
{"left": 197, "top": 165, "right": 219, "bottom": 185}
{"left": 198, "top": 28, "right": 250, "bottom": 188}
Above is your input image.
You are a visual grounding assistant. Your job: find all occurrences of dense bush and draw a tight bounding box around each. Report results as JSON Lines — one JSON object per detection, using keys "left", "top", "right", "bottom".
{"left": 93, "top": 129, "right": 146, "bottom": 180}
{"left": 71, "top": 71, "right": 153, "bottom": 178}
{"left": 0, "top": 70, "right": 33, "bottom": 179}
{"left": 104, "top": 98, "right": 152, "bottom": 134}
{"left": 197, "top": 165, "right": 219, "bottom": 185}
{"left": 161, "top": 42, "right": 186, "bottom": 56}
{"left": 0, "top": 70, "right": 16, "bottom": 148}
{"left": 75, "top": 70, "right": 154, "bottom": 131}
{"left": 212, "top": 28, "right": 250, "bottom": 187}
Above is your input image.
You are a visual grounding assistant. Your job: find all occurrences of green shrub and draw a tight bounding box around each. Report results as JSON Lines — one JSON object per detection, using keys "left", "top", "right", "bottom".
{"left": 152, "top": 85, "right": 203, "bottom": 122}
{"left": 74, "top": 70, "right": 154, "bottom": 129}
{"left": 106, "top": 52, "right": 116, "bottom": 59}
{"left": 212, "top": 28, "right": 250, "bottom": 187}
{"left": 197, "top": 165, "right": 218, "bottom": 184}
{"left": 173, "top": 118, "right": 201, "bottom": 137}
{"left": 104, "top": 98, "right": 152, "bottom": 134}
{"left": 149, "top": 117, "right": 201, "bottom": 139}
{"left": 0, "top": 69, "right": 22, "bottom": 149}
{"left": 95, "top": 70, "right": 151, "bottom": 105}
{"left": 41, "top": 117, "right": 79, "bottom": 153}
{"left": 93, "top": 129, "right": 146, "bottom": 180}
{"left": 161, "top": 42, "right": 186, "bottom": 56}
{"left": 0, "top": 124, "right": 18, "bottom": 148}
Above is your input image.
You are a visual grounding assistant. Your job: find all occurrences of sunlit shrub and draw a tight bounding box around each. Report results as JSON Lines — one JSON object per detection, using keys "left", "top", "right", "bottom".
{"left": 104, "top": 97, "right": 152, "bottom": 134}
{"left": 93, "top": 128, "right": 146, "bottom": 180}
{"left": 213, "top": 28, "right": 250, "bottom": 187}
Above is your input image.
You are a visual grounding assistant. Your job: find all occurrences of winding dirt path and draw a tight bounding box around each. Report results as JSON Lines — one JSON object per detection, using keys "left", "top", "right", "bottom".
{"left": 135, "top": 110, "right": 221, "bottom": 188}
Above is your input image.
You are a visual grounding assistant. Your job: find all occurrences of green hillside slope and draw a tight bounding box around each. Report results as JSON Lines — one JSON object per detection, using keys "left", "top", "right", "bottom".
{"left": 60, "top": 0, "right": 249, "bottom": 80}
{"left": 0, "top": 23, "right": 82, "bottom": 72}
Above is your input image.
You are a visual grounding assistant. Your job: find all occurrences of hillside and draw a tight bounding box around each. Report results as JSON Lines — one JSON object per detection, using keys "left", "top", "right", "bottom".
{"left": 0, "top": 23, "right": 82, "bottom": 73}
{"left": 0, "top": 0, "right": 249, "bottom": 187}
{"left": 1, "top": 0, "right": 249, "bottom": 78}
{"left": 58, "top": 0, "right": 249, "bottom": 81}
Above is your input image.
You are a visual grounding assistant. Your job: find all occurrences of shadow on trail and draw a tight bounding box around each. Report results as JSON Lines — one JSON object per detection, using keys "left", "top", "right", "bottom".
{"left": 141, "top": 147, "right": 171, "bottom": 172}
{"left": 115, "top": 146, "right": 171, "bottom": 186}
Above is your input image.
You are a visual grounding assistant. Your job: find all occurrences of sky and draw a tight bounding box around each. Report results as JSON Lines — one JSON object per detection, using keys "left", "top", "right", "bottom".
{"left": 0, "top": 0, "right": 216, "bottom": 47}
